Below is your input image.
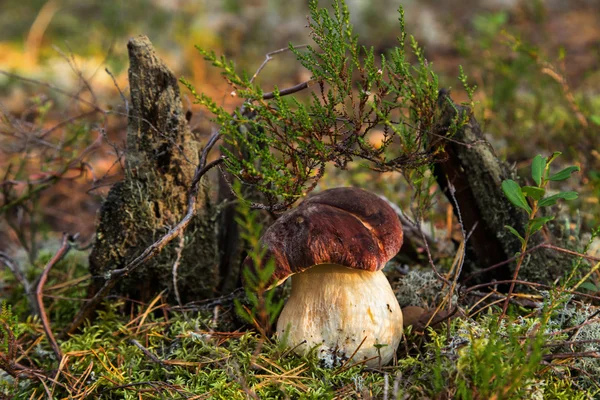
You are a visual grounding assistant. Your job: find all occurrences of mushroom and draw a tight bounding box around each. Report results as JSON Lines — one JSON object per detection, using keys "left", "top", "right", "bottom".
{"left": 244, "top": 187, "right": 404, "bottom": 367}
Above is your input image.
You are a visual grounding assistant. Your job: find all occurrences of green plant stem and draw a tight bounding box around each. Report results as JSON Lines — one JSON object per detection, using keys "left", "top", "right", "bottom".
{"left": 500, "top": 201, "right": 539, "bottom": 320}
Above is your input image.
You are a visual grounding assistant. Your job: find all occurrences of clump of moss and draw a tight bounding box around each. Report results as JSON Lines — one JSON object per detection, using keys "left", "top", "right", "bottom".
{"left": 545, "top": 300, "right": 600, "bottom": 390}
{"left": 394, "top": 270, "right": 454, "bottom": 308}
{"left": 2, "top": 247, "right": 599, "bottom": 399}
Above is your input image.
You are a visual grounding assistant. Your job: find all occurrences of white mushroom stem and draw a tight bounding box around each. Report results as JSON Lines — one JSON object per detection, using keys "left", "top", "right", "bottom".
{"left": 276, "top": 264, "right": 403, "bottom": 368}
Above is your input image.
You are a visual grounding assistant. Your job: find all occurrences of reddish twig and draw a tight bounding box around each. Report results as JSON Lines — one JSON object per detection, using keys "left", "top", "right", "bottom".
{"left": 36, "top": 233, "right": 73, "bottom": 361}
{"left": 465, "top": 279, "right": 600, "bottom": 303}
{"left": 540, "top": 243, "right": 600, "bottom": 263}
{"left": 544, "top": 339, "right": 600, "bottom": 348}
{"left": 463, "top": 242, "right": 548, "bottom": 283}
{"left": 543, "top": 351, "right": 600, "bottom": 361}
{"left": 464, "top": 242, "right": 600, "bottom": 285}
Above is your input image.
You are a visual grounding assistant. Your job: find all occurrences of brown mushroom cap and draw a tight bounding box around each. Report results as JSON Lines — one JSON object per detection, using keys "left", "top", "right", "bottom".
{"left": 246, "top": 187, "right": 403, "bottom": 284}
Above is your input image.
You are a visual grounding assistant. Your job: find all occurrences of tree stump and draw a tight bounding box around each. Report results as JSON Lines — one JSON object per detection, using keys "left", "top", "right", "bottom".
{"left": 88, "top": 36, "right": 219, "bottom": 304}
{"left": 432, "top": 90, "right": 572, "bottom": 287}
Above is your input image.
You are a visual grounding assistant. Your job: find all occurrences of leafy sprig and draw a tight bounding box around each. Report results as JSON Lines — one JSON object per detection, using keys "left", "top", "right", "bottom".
{"left": 500, "top": 152, "right": 580, "bottom": 317}
{"left": 182, "top": 0, "right": 445, "bottom": 211}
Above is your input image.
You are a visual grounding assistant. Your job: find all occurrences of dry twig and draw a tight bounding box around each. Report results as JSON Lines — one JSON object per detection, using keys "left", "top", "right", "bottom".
{"left": 36, "top": 233, "right": 74, "bottom": 362}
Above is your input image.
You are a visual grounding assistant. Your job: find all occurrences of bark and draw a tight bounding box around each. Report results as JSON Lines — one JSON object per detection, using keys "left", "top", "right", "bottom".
{"left": 88, "top": 36, "right": 219, "bottom": 303}
{"left": 432, "top": 89, "right": 571, "bottom": 287}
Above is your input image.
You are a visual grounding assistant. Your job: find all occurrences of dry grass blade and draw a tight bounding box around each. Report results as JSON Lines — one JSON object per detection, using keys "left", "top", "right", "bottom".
{"left": 135, "top": 290, "right": 166, "bottom": 334}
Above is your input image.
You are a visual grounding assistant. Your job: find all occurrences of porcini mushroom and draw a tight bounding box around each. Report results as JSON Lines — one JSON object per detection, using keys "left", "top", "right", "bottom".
{"left": 244, "top": 187, "right": 404, "bottom": 367}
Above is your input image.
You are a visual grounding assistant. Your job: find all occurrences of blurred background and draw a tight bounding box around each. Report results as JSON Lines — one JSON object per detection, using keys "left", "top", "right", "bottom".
{"left": 1, "top": 0, "right": 599, "bottom": 257}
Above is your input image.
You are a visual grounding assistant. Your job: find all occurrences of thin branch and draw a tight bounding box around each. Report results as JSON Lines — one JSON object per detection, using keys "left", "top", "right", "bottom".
{"left": 251, "top": 44, "right": 308, "bottom": 83}
{"left": 262, "top": 80, "right": 313, "bottom": 100}
{"left": 172, "top": 234, "right": 186, "bottom": 313}
{"left": 445, "top": 181, "right": 466, "bottom": 291}
{"left": 0, "top": 252, "right": 39, "bottom": 315}
{"left": 171, "top": 287, "right": 245, "bottom": 312}
{"left": 464, "top": 279, "right": 600, "bottom": 302}
{"left": 98, "top": 381, "right": 190, "bottom": 397}
{"left": 543, "top": 351, "right": 600, "bottom": 361}
{"left": 417, "top": 221, "right": 451, "bottom": 286}
{"left": 463, "top": 242, "right": 600, "bottom": 284}
{"left": 0, "top": 133, "right": 102, "bottom": 215}
{"left": 105, "top": 67, "right": 129, "bottom": 116}
{"left": 199, "top": 130, "right": 222, "bottom": 174}
{"left": 0, "top": 70, "right": 106, "bottom": 113}
{"left": 544, "top": 339, "right": 600, "bottom": 348}
{"left": 36, "top": 233, "right": 73, "bottom": 361}
{"left": 38, "top": 110, "right": 97, "bottom": 139}
{"left": 463, "top": 242, "right": 548, "bottom": 283}
{"left": 466, "top": 290, "right": 542, "bottom": 309}
{"left": 541, "top": 243, "right": 600, "bottom": 263}
{"left": 129, "top": 339, "right": 170, "bottom": 369}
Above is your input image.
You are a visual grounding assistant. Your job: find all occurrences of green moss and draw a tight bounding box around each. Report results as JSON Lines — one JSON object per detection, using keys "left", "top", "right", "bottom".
{"left": 2, "top": 249, "right": 599, "bottom": 399}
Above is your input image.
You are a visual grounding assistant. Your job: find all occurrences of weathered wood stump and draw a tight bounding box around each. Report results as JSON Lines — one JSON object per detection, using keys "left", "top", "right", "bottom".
{"left": 433, "top": 90, "right": 571, "bottom": 287}
{"left": 88, "top": 36, "right": 219, "bottom": 304}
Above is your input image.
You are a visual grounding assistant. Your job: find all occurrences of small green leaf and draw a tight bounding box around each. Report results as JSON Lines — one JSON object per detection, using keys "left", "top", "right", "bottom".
{"left": 579, "top": 281, "right": 599, "bottom": 292}
{"left": 547, "top": 151, "right": 562, "bottom": 164}
{"left": 549, "top": 166, "right": 580, "bottom": 181}
{"left": 531, "top": 155, "right": 545, "bottom": 186}
{"left": 522, "top": 186, "right": 545, "bottom": 201}
{"left": 538, "top": 191, "right": 579, "bottom": 207}
{"left": 528, "top": 216, "right": 554, "bottom": 235}
{"left": 505, "top": 225, "right": 525, "bottom": 246}
{"left": 590, "top": 115, "right": 600, "bottom": 126}
{"left": 502, "top": 180, "right": 532, "bottom": 214}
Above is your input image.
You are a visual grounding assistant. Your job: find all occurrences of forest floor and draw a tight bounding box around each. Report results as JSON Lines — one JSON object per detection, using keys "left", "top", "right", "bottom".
{"left": 1, "top": 1, "right": 600, "bottom": 398}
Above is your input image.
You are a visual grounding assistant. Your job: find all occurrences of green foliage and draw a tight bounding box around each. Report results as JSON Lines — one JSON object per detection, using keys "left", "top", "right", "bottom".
{"left": 502, "top": 152, "right": 579, "bottom": 242}
{"left": 502, "top": 179, "right": 532, "bottom": 214}
{"left": 233, "top": 183, "right": 284, "bottom": 334}
{"left": 0, "top": 302, "right": 22, "bottom": 353}
{"left": 2, "top": 255, "right": 597, "bottom": 398}
{"left": 1, "top": 2, "right": 598, "bottom": 398}
{"left": 391, "top": 311, "right": 595, "bottom": 399}
{"left": 453, "top": 318, "right": 546, "bottom": 399}
{"left": 458, "top": 65, "right": 477, "bottom": 107}
{"left": 183, "top": 0, "right": 444, "bottom": 211}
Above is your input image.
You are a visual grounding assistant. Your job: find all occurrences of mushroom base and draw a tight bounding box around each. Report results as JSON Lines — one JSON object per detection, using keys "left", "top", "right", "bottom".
{"left": 276, "top": 264, "right": 403, "bottom": 368}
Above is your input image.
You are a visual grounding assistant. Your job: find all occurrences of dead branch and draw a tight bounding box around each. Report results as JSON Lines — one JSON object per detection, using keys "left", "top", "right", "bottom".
{"left": 544, "top": 339, "right": 600, "bottom": 348}
{"left": 171, "top": 234, "right": 186, "bottom": 313}
{"left": 466, "top": 290, "right": 542, "bottom": 309}
{"left": 129, "top": 339, "right": 170, "bottom": 369}
{"left": 36, "top": 233, "right": 73, "bottom": 361}
{"left": 543, "top": 351, "right": 600, "bottom": 361}
{"left": 0, "top": 70, "right": 106, "bottom": 114}
{"left": 464, "top": 279, "right": 600, "bottom": 303}
{"left": 462, "top": 242, "right": 549, "bottom": 283}
{"left": 250, "top": 44, "right": 308, "bottom": 83}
